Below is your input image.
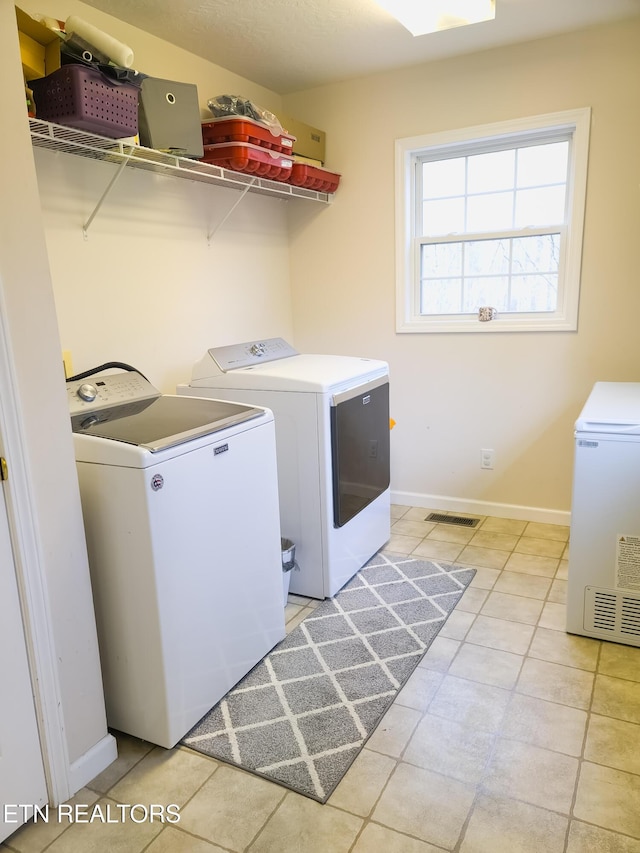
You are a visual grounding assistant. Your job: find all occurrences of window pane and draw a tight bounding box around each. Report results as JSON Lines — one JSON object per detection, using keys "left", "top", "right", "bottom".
{"left": 422, "top": 157, "right": 466, "bottom": 199}
{"left": 423, "top": 197, "right": 465, "bottom": 235}
{"left": 420, "top": 235, "right": 562, "bottom": 315}
{"left": 464, "top": 239, "right": 510, "bottom": 276}
{"left": 511, "top": 233, "right": 560, "bottom": 274}
{"left": 462, "top": 277, "right": 509, "bottom": 312}
{"left": 467, "top": 149, "right": 514, "bottom": 194}
{"left": 514, "top": 186, "right": 566, "bottom": 228}
{"left": 466, "top": 191, "right": 513, "bottom": 232}
{"left": 422, "top": 242, "right": 463, "bottom": 277}
{"left": 517, "top": 142, "right": 569, "bottom": 188}
{"left": 509, "top": 274, "right": 558, "bottom": 311}
{"left": 420, "top": 278, "right": 462, "bottom": 314}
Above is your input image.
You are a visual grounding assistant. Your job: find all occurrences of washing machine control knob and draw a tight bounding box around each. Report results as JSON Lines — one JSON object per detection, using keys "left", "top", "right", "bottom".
{"left": 77, "top": 383, "right": 98, "bottom": 402}
{"left": 249, "top": 343, "right": 266, "bottom": 356}
{"left": 80, "top": 414, "right": 101, "bottom": 429}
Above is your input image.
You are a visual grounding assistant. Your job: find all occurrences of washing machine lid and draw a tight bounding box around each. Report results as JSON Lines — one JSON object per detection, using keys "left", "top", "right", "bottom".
{"left": 71, "top": 394, "right": 263, "bottom": 452}
{"left": 191, "top": 339, "right": 388, "bottom": 393}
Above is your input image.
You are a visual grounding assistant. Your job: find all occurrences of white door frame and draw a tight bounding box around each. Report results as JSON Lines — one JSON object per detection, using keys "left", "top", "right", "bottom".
{"left": 0, "top": 281, "right": 72, "bottom": 805}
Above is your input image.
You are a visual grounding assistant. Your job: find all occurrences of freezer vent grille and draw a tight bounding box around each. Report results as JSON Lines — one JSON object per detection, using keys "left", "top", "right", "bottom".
{"left": 425, "top": 513, "right": 480, "bottom": 528}
{"left": 584, "top": 586, "right": 640, "bottom": 646}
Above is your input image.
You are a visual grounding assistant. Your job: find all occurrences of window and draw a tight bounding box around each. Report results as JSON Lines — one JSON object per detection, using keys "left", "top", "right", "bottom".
{"left": 395, "top": 109, "right": 590, "bottom": 333}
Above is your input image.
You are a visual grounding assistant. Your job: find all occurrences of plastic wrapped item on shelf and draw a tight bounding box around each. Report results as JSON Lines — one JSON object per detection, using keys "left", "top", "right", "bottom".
{"left": 30, "top": 14, "right": 65, "bottom": 33}
{"left": 201, "top": 142, "right": 293, "bottom": 181}
{"left": 64, "top": 14, "right": 134, "bottom": 68}
{"left": 207, "top": 95, "right": 283, "bottom": 134}
{"left": 59, "top": 38, "right": 145, "bottom": 87}
{"left": 63, "top": 31, "right": 111, "bottom": 65}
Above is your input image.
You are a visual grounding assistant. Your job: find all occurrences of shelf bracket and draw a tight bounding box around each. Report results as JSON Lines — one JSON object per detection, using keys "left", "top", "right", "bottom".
{"left": 82, "top": 147, "right": 136, "bottom": 239}
{"left": 207, "top": 176, "right": 257, "bottom": 244}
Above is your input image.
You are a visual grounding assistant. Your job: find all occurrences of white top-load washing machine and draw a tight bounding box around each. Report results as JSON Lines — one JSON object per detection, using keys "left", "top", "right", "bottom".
{"left": 177, "top": 339, "right": 391, "bottom": 599}
{"left": 68, "top": 368, "right": 285, "bottom": 748}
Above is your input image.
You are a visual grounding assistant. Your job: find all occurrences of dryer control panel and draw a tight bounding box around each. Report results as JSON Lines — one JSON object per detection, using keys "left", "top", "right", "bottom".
{"left": 67, "top": 371, "right": 161, "bottom": 415}
{"left": 207, "top": 338, "right": 299, "bottom": 372}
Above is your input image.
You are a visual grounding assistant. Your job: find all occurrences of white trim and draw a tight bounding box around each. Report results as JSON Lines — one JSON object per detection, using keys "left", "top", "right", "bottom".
{"left": 395, "top": 107, "right": 591, "bottom": 334}
{"left": 391, "top": 489, "right": 570, "bottom": 526}
{"left": 68, "top": 734, "right": 117, "bottom": 793}
{"left": 0, "top": 284, "right": 72, "bottom": 806}
{"left": 396, "top": 313, "right": 579, "bottom": 335}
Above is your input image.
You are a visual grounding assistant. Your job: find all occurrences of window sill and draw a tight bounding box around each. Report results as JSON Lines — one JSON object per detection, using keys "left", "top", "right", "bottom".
{"left": 396, "top": 315, "right": 578, "bottom": 334}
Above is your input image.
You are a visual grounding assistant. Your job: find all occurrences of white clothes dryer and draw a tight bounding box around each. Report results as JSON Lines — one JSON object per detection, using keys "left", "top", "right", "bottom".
{"left": 178, "top": 339, "right": 391, "bottom": 599}
{"left": 68, "top": 368, "right": 285, "bottom": 748}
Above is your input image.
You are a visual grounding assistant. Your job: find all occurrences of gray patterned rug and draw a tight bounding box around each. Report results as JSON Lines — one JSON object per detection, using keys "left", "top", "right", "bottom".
{"left": 182, "top": 551, "right": 475, "bottom": 802}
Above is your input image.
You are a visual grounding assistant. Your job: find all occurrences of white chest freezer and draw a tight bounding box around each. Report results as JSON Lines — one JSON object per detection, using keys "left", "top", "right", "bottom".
{"left": 566, "top": 381, "right": 640, "bottom": 647}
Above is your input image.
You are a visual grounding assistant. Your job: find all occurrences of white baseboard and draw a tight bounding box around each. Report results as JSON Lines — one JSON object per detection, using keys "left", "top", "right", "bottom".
{"left": 391, "top": 491, "right": 571, "bottom": 527}
{"left": 66, "top": 733, "right": 118, "bottom": 799}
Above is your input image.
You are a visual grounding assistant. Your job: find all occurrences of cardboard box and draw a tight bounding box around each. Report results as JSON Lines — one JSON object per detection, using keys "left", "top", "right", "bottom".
{"left": 279, "top": 114, "right": 326, "bottom": 165}
{"left": 293, "top": 154, "right": 324, "bottom": 168}
{"left": 16, "top": 6, "right": 61, "bottom": 81}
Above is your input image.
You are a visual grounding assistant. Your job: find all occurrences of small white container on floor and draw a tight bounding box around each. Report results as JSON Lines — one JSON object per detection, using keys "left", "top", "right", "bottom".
{"left": 282, "top": 538, "right": 296, "bottom": 605}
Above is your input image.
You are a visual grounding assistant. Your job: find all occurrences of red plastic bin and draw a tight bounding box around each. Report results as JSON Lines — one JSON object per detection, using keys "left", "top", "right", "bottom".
{"left": 202, "top": 142, "right": 293, "bottom": 181}
{"left": 29, "top": 64, "right": 139, "bottom": 138}
{"left": 202, "top": 117, "right": 295, "bottom": 154}
{"left": 287, "top": 163, "right": 341, "bottom": 193}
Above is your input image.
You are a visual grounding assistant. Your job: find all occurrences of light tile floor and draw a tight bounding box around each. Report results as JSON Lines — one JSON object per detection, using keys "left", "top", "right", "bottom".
{"left": 5, "top": 505, "right": 640, "bottom": 852}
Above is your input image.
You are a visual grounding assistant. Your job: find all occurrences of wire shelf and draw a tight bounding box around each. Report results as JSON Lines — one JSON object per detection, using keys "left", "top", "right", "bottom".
{"left": 28, "top": 118, "right": 332, "bottom": 204}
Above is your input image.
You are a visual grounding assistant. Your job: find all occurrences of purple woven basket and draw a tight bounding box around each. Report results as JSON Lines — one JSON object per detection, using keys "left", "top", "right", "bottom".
{"left": 30, "top": 64, "right": 139, "bottom": 138}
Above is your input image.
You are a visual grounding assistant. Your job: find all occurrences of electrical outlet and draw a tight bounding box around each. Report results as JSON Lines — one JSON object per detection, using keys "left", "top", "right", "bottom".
{"left": 481, "top": 448, "right": 494, "bottom": 469}
{"left": 62, "top": 350, "right": 73, "bottom": 378}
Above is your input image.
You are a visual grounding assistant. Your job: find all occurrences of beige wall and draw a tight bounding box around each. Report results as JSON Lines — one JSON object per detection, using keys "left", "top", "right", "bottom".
{"left": 284, "top": 18, "right": 640, "bottom": 520}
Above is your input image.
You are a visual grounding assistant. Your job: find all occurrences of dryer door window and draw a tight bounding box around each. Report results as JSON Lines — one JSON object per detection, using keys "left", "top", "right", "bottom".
{"left": 331, "top": 379, "right": 390, "bottom": 528}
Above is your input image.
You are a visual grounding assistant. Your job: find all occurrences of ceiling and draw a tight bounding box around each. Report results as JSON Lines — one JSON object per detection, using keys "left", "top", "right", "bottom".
{"left": 81, "top": 0, "right": 640, "bottom": 95}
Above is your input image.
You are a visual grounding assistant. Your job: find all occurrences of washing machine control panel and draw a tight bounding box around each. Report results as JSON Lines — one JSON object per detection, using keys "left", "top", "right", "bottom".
{"left": 208, "top": 338, "right": 299, "bottom": 371}
{"left": 67, "top": 371, "right": 161, "bottom": 415}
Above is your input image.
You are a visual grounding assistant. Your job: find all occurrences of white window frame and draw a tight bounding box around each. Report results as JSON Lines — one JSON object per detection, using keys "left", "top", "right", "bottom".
{"left": 395, "top": 108, "right": 591, "bottom": 333}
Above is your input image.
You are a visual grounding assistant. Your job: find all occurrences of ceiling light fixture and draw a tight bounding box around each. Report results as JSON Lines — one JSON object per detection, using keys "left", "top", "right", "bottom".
{"left": 375, "top": 0, "right": 496, "bottom": 37}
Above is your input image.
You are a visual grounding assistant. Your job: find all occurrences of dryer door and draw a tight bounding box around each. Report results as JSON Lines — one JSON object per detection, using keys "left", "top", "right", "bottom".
{"left": 330, "top": 378, "right": 390, "bottom": 528}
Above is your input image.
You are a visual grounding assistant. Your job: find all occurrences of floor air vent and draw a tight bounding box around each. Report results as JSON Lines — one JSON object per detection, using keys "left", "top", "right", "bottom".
{"left": 425, "top": 513, "right": 480, "bottom": 528}
{"left": 584, "top": 586, "right": 640, "bottom": 647}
